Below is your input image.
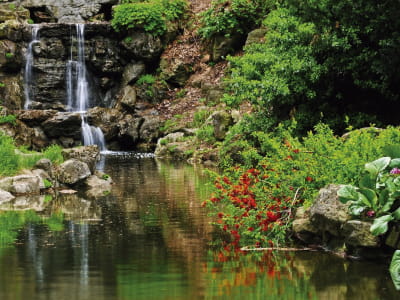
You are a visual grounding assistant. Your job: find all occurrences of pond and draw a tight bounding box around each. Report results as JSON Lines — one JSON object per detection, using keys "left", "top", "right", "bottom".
{"left": 0, "top": 153, "right": 398, "bottom": 299}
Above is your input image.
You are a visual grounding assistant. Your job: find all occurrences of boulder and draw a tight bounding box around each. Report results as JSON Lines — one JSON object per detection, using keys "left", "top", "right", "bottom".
{"left": 210, "top": 111, "right": 233, "bottom": 140}
{"left": 119, "top": 85, "right": 137, "bottom": 112}
{"left": 0, "top": 189, "right": 15, "bottom": 204}
{"left": 16, "top": 109, "right": 57, "bottom": 126}
{"left": 122, "top": 61, "right": 145, "bottom": 85}
{"left": 139, "top": 116, "right": 163, "bottom": 143}
{"left": 41, "top": 112, "right": 82, "bottom": 138}
{"left": 10, "top": 175, "right": 42, "bottom": 194}
{"left": 34, "top": 158, "right": 53, "bottom": 175}
{"left": 118, "top": 115, "right": 143, "bottom": 146}
{"left": 245, "top": 28, "right": 267, "bottom": 47}
{"left": 90, "top": 35, "right": 125, "bottom": 74}
{"left": 87, "top": 107, "right": 122, "bottom": 140}
{"left": 342, "top": 220, "right": 380, "bottom": 248}
{"left": 21, "top": 0, "right": 116, "bottom": 23}
{"left": 0, "top": 177, "right": 13, "bottom": 192}
{"left": 309, "top": 184, "right": 351, "bottom": 237}
{"left": 122, "top": 32, "right": 163, "bottom": 61}
{"left": 160, "top": 57, "right": 193, "bottom": 86}
{"left": 292, "top": 207, "right": 321, "bottom": 244}
{"left": 61, "top": 145, "right": 100, "bottom": 173}
{"left": 57, "top": 158, "right": 91, "bottom": 185}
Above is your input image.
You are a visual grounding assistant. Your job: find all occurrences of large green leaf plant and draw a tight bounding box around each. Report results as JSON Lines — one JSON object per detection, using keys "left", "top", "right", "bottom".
{"left": 338, "top": 154, "right": 400, "bottom": 290}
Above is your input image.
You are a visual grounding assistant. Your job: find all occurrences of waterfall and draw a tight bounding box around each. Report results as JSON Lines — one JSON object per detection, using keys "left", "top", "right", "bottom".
{"left": 67, "top": 24, "right": 107, "bottom": 152}
{"left": 24, "top": 25, "right": 40, "bottom": 109}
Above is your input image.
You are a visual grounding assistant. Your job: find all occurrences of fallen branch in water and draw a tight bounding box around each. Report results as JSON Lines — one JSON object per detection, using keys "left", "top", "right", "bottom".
{"left": 240, "top": 246, "right": 314, "bottom": 251}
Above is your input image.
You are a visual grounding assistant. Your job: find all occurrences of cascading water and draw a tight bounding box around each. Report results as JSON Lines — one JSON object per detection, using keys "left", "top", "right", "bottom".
{"left": 24, "top": 24, "right": 40, "bottom": 109}
{"left": 66, "top": 24, "right": 107, "bottom": 152}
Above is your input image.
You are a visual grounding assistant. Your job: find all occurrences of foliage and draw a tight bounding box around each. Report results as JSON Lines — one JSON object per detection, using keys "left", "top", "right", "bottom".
{"left": 137, "top": 74, "right": 156, "bottom": 85}
{"left": 0, "top": 114, "right": 16, "bottom": 125}
{"left": 222, "top": 0, "right": 400, "bottom": 134}
{"left": 5, "top": 53, "right": 13, "bottom": 59}
{"left": 196, "top": 124, "right": 216, "bottom": 144}
{"left": 207, "top": 123, "right": 400, "bottom": 248}
{"left": 191, "top": 109, "right": 212, "bottom": 128}
{"left": 338, "top": 156, "right": 400, "bottom": 226}
{"left": 390, "top": 250, "right": 400, "bottom": 291}
{"left": 198, "top": 0, "right": 274, "bottom": 38}
{"left": 0, "top": 133, "right": 63, "bottom": 177}
{"left": 43, "top": 179, "right": 53, "bottom": 188}
{"left": 111, "top": 0, "right": 187, "bottom": 36}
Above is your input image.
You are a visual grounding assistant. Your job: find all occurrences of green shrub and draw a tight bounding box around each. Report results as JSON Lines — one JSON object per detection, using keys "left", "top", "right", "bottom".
{"left": 198, "top": 0, "right": 274, "bottom": 38}
{"left": 192, "top": 109, "right": 212, "bottom": 128}
{"left": 137, "top": 74, "right": 156, "bottom": 85}
{"left": 160, "top": 138, "right": 168, "bottom": 146}
{"left": 5, "top": 53, "right": 13, "bottom": 59}
{"left": 196, "top": 124, "right": 216, "bottom": 144}
{"left": 0, "top": 115, "right": 16, "bottom": 125}
{"left": 43, "top": 179, "right": 53, "bottom": 189}
{"left": 0, "top": 133, "right": 19, "bottom": 176}
{"left": 111, "top": 0, "right": 187, "bottom": 36}
{"left": 42, "top": 144, "right": 64, "bottom": 164}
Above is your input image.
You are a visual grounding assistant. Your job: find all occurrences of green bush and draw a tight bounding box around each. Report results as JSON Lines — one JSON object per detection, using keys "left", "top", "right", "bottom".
{"left": 196, "top": 124, "right": 216, "bottom": 144}
{"left": 137, "top": 74, "right": 156, "bottom": 85}
{"left": 222, "top": 1, "right": 400, "bottom": 134}
{"left": 198, "top": 0, "right": 274, "bottom": 38}
{"left": 112, "top": 0, "right": 187, "bottom": 36}
{"left": 0, "top": 115, "right": 16, "bottom": 125}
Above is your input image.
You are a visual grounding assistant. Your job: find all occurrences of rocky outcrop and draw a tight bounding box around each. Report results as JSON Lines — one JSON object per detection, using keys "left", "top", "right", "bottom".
{"left": 57, "top": 158, "right": 91, "bottom": 185}
{"left": 21, "top": 0, "right": 117, "bottom": 23}
{"left": 292, "top": 184, "right": 383, "bottom": 256}
{"left": 0, "top": 189, "right": 15, "bottom": 204}
{"left": 61, "top": 145, "right": 100, "bottom": 173}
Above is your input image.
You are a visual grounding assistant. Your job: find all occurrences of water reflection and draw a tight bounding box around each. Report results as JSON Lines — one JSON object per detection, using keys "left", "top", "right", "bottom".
{"left": 0, "top": 155, "right": 399, "bottom": 299}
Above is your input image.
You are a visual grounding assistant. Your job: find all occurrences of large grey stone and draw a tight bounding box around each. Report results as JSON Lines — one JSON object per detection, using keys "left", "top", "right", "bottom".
{"left": 21, "top": 0, "right": 117, "bottom": 23}
{"left": 41, "top": 112, "right": 82, "bottom": 138}
{"left": 342, "top": 220, "right": 380, "bottom": 248}
{"left": 122, "top": 61, "right": 145, "bottom": 85}
{"left": 122, "top": 32, "right": 163, "bottom": 60}
{"left": 62, "top": 145, "right": 100, "bottom": 173}
{"left": 57, "top": 158, "right": 91, "bottom": 185}
{"left": 0, "top": 189, "right": 15, "bottom": 204}
{"left": 309, "top": 184, "right": 351, "bottom": 237}
{"left": 119, "top": 85, "right": 137, "bottom": 112}
{"left": 10, "top": 175, "right": 41, "bottom": 194}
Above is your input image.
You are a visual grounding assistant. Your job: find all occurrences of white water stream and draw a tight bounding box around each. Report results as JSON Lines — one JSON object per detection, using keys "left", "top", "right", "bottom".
{"left": 24, "top": 24, "right": 40, "bottom": 109}
{"left": 65, "top": 24, "right": 107, "bottom": 151}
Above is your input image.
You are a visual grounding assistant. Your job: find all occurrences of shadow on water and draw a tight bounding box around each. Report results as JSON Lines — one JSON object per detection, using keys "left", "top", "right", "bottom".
{"left": 0, "top": 154, "right": 399, "bottom": 299}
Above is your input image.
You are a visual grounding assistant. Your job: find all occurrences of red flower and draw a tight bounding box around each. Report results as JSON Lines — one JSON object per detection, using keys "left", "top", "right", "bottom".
{"left": 293, "top": 149, "right": 300, "bottom": 153}
{"left": 305, "top": 176, "right": 313, "bottom": 182}
{"left": 223, "top": 176, "right": 231, "bottom": 185}
{"left": 248, "top": 227, "right": 254, "bottom": 231}
{"left": 217, "top": 212, "right": 224, "bottom": 218}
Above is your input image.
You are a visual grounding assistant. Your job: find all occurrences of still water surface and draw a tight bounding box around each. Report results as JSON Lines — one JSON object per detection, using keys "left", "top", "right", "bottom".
{"left": 0, "top": 154, "right": 399, "bottom": 299}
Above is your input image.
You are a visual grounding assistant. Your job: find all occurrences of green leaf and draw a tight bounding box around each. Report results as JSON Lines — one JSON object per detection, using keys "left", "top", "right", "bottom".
{"left": 390, "top": 250, "right": 400, "bottom": 290}
{"left": 393, "top": 207, "right": 400, "bottom": 220}
{"left": 389, "top": 158, "right": 400, "bottom": 169}
{"left": 383, "top": 144, "right": 400, "bottom": 159}
{"left": 359, "top": 174, "right": 376, "bottom": 190}
{"left": 365, "top": 157, "right": 391, "bottom": 176}
{"left": 349, "top": 203, "right": 365, "bottom": 216}
{"left": 370, "top": 214, "right": 393, "bottom": 236}
{"left": 337, "top": 185, "right": 358, "bottom": 203}
{"left": 378, "top": 189, "right": 389, "bottom": 206}
{"left": 358, "top": 188, "right": 378, "bottom": 209}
